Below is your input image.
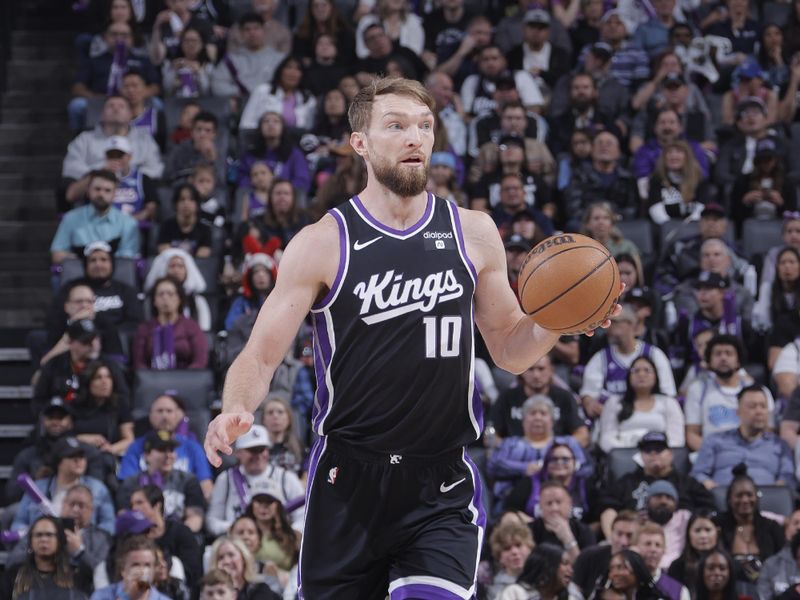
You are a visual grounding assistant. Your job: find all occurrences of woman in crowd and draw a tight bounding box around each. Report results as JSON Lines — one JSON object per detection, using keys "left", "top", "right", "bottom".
{"left": 758, "top": 24, "right": 789, "bottom": 90}
{"left": 487, "top": 520, "right": 536, "bottom": 599}
{"left": 668, "top": 510, "right": 721, "bottom": 598}
{"left": 499, "top": 543, "right": 583, "bottom": 600}
{"left": 753, "top": 247, "right": 800, "bottom": 334}
{"left": 157, "top": 184, "right": 213, "bottom": 258}
{"left": 630, "top": 49, "right": 708, "bottom": 117}
{"left": 240, "top": 57, "right": 317, "bottom": 132}
{"left": 133, "top": 276, "right": 209, "bottom": 370}
{"left": 355, "top": 0, "right": 425, "bottom": 59}
{"left": 505, "top": 442, "right": 594, "bottom": 522}
{"left": 225, "top": 253, "right": 276, "bottom": 331}
{"left": 246, "top": 495, "right": 300, "bottom": 592}
{"left": 311, "top": 143, "right": 368, "bottom": 220}
{"left": 260, "top": 395, "right": 304, "bottom": 475}
{"left": 617, "top": 253, "right": 646, "bottom": 291}
{"left": 557, "top": 128, "right": 593, "bottom": 192}
{"left": 239, "top": 162, "right": 275, "bottom": 223}
{"left": 144, "top": 248, "right": 212, "bottom": 331}
{"left": 581, "top": 202, "right": 641, "bottom": 260}
{"left": 3, "top": 516, "right": 93, "bottom": 600}
{"left": 237, "top": 112, "right": 311, "bottom": 197}
{"left": 161, "top": 26, "right": 214, "bottom": 98}
{"left": 72, "top": 359, "right": 134, "bottom": 456}
{"left": 240, "top": 180, "right": 310, "bottom": 254}
{"left": 597, "top": 356, "right": 685, "bottom": 453}
{"left": 427, "top": 152, "right": 467, "bottom": 207}
{"left": 207, "top": 536, "right": 279, "bottom": 600}
{"left": 648, "top": 141, "right": 707, "bottom": 225}
{"left": 292, "top": 0, "right": 355, "bottom": 65}
{"left": 695, "top": 549, "right": 739, "bottom": 600}
{"left": 592, "top": 549, "right": 666, "bottom": 600}
{"left": 229, "top": 516, "right": 264, "bottom": 570}
{"left": 310, "top": 87, "right": 351, "bottom": 148}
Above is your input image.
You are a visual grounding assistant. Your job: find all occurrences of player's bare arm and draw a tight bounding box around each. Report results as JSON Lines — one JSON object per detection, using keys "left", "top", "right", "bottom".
{"left": 461, "top": 208, "right": 561, "bottom": 374}
{"left": 204, "top": 215, "right": 340, "bottom": 465}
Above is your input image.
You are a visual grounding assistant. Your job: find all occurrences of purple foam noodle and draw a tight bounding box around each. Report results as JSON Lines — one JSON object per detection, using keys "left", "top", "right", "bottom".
{"left": 175, "top": 416, "right": 190, "bottom": 438}
{"left": 230, "top": 467, "right": 249, "bottom": 513}
{"left": 16, "top": 474, "right": 57, "bottom": 516}
{"left": 0, "top": 528, "right": 25, "bottom": 544}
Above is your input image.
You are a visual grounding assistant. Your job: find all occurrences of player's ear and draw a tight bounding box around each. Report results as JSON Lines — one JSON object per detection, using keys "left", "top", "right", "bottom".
{"left": 350, "top": 131, "right": 368, "bottom": 158}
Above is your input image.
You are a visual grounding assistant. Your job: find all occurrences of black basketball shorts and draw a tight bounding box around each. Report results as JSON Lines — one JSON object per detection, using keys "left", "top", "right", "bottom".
{"left": 297, "top": 436, "right": 486, "bottom": 600}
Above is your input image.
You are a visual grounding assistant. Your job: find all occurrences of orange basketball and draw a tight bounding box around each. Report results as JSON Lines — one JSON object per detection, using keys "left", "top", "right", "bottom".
{"left": 517, "top": 233, "right": 620, "bottom": 334}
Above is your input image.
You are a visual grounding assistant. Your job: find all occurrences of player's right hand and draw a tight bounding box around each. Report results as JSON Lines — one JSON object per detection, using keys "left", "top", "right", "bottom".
{"left": 204, "top": 412, "right": 255, "bottom": 467}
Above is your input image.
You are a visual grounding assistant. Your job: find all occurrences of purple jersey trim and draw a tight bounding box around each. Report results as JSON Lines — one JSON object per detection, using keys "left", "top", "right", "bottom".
{"left": 351, "top": 192, "right": 433, "bottom": 237}
{"left": 448, "top": 202, "right": 478, "bottom": 283}
{"left": 390, "top": 585, "right": 465, "bottom": 600}
{"left": 297, "top": 436, "right": 328, "bottom": 599}
{"left": 312, "top": 208, "right": 348, "bottom": 311}
{"left": 311, "top": 311, "right": 334, "bottom": 432}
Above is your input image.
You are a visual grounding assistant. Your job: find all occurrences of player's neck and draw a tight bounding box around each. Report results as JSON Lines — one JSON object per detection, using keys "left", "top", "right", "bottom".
{"left": 358, "top": 183, "right": 429, "bottom": 230}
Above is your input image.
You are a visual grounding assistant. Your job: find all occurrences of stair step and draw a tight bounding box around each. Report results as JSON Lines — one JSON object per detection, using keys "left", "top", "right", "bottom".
{"left": 0, "top": 387, "right": 32, "bottom": 400}
{"left": 11, "top": 30, "right": 77, "bottom": 46}
{"left": 0, "top": 174, "right": 60, "bottom": 191}
{"left": 0, "top": 363, "right": 36, "bottom": 386}
{"left": 0, "top": 124, "right": 71, "bottom": 145}
{"left": 0, "top": 138, "right": 69, "bottom": 155}
{"left": 0, "top": 272, "right": 52, "bottom": 288}
{"left": 0, "top": 310, "right": 46, "bottom": 329}
{"left": 0, "top": 222, "right": 58, "bottom": 252}
{"left": 2, "top": 91, "right": 72, "bottom": 110}
{"left": 12, "top": 44, "right": 78, "bottom": 61}
{"left": 0, "top": 191, "right": 57, "bottom": 220}
{"left": 0, "top": 349, "right": 31, "bottom": 362}
{"left": 0, "top": 288, "right": 51, "bottom": 310}
{"left": 0, "top": 252, "right": 51, "bottom": 271}
{"left": 6, "top": 60, "right": 75, "bottom": 89}
{"left": 0, "top": 156, "right": 63, "bottom": 175}
{"left": 0, "top": 425, "right": 35, "bottom": 437}
{"left": 2, "top": 106, "right": 66, "bottom": 123}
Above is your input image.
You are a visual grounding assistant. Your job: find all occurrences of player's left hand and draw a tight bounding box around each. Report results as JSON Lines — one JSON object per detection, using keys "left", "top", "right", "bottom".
{"left": 204, "top": 412, "right": 255, "bottom": 467}
{"left": 583, "top": 282, "right": 626, "bottom": 337}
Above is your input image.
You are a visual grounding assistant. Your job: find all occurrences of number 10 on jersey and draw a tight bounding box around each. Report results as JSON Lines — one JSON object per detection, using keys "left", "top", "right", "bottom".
{"left": 423, "top": 316, "right": 462, "bottom": 358}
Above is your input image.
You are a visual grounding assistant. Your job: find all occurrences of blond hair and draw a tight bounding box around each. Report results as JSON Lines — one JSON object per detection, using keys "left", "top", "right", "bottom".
{"left": 348, "top": 76, "right": 435, "bottom": 133}
{"left": 654, "top": 140, "right": 701, "bottom": 203}
{"left": 208, "top": 536, "right": 259, "bottom": 583}
{"left": 635, "top": 521, "right": 666, "bottom": 543}
{"left": 581, "top": 201, "right": 624, "bottom": 243}
{"left": 489, "top": 520, "right": 534, "bottom": 562}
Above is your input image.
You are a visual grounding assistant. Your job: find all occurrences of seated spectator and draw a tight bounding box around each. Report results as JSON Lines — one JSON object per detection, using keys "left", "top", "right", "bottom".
{"left": 153, "top": 544, "right": 191, "bottom": 600}
{"left": 260, "top": 395, "right": 304, "bottom": 476}
{"left": 647, "top": 140, "right": 708, "bottom": 225}
{"left": 355, "top": 0, "right": 425, "bottom": 60}
{"left": 352, "top": 22, "right": 428, "bottom": 87}
{"left": 33, "top": 319, "right": 129, "bottom": 410}
{"left": 90, "top": 535, "right": 171, "bottom": 600}
{"left": 594, "top": 10, "right": 650, "bottom": 90}
{"left": 225, "top": 253, "right": 276, "bottom": 331}
{"left": 127, "top": 486, "right": 203, "bottom": 586}
{"left": 581, "top": 201, "right": 641, "bottom": 259}
{"left": 157, "top": 184, "right": 213, "bottom": 257}
{"left": 426, "top": 152, "right": 467, "bottom": 207}
{"left": 757, "top": 513, "right": 800, "bottom": 600}
{"left": 500, "top": 542, "right": 581, "bottom": 600}
{"left": 149, "top": 0, "right": 215, "bottom": 66}
{"left": 556, "top": 128, "right": 592, "bottom": 193}
{"left": 685, "top": 335, "right": 772, "bottom": 452}
{"left": 781, "top": 51, "right": 800, "bottom": 124}
{"left": 754, "top": 245, "right": 800, "bottom": 338}
{"left": 206, "top": 426, "right": 305, "bottom": 536}
{"left": 188, "top": 163, "right": 225, "bottom": 228}
{"left": 580, "top": 305, "right": 676, "bottom": 420}
{"left": 713, "top": 465, "right": 785, "bottom": 588}
{"left": 631, "top": 0, "right": 682, "bottom": 56}
{"left": 245, "top": 494, "right": 300, "bottom": 585}
{"left": 639, "top": 481, "right": 692, "bottom": 568}
{"left": 486, "top": 519, "right": 535, "bottom": 599}
{"left": 302, "top": 33, "right": 351, "bottom": 98}
{"left": 488, "top": 395, "right": 589, "bottom": 507}
{"left": 164, "top": 110, "right": 224, "bottom": 185}
{"left": 573, "top": 511, "right": 640, "bottom": 597}
{"left": 101, "top": 135, "right": 158, "bottom": 222}
{"left": 199, "top": 570, "right": 238, "bottom": 600}
{"left": 704, "top": 0, "right": 760, "bottom": 71}
{"left": 170, "top": 102, "right": 200, "bottom": 146}
{"left": 208, "top": 538, "right": 281, "bottom": 600}
{"left": 635, "top": 522, "right": 690, "bottom": 600}
{"left": 144, "top": 248, "right": 212, "bottom": 331}
{"left": 310, "top": 143, "right": 368, "bottom": 219}
{"left": 598, "top": 432, "right": 715, "bottom": 540}
{"left": 562, "top": 132, "right": 638, "bottom": 226}
{"left": 758, "top": 24, "right": 788, "bottom": 91}
{"left": 291, "top": 0, "right": 355, "bottom": 66}
{"left": 117, "top": 430, "right": 206, "bottom": 532}
{"left": 72, "top": 359, "right": 134, "bottom": 456}
{"left": 731, "top": 138, "right": 797, "bottom": 235}
{"left": 695, "top": 549, "right": 739, "bottom": 600}
{"left": 12, "top": 437, "right": 115, "bottom": 535}
{"left": 210, "top": 13, "right": 285, "bottom": 100}
{"left": 41, "top": 280, "right": 99, "bottom": 366}
{"left": 597, "top": 356, "right": 685, "bottom": 453}
{"left": 722, "top": 59, "right": 779, "bottom": 126}
{"left": 691, "top": 386, "right": 794, "bottom": 487}
{"left": 68, "top": 21, "right": 160, "bottom": 131}
{"left": 240, "top": 180, "right": 310, "bottom": 254}
{"left": 62, "top": 96, "right": 163, "bottom": 207}
{"left": 239, "top": 161, "right": 274, "bottom": 223}
{"left": 161, "top": 26, "right": 214, "bottom": 98}
{"left": 667, "top": 510, "right": 721, "bottom": 598}
{"left": 51, "top": 170, "right": 140, "bottom": 265}
{"left": 118, "top": 392, "right": 213, "bottom": 497}
{"left": 505, "top": 234, "right": 534, "bottom": 295}
{"left": 228, "top": 516, "right": 265, "bottom": 574}
{"left": 240, "top": 57, "right": 317, "bottom": 132}
{"left": 529, "top": 481, "right": 596, "bottom": 559}
{"left": 122, "top": 70, "right": 166, "bottom": 151}
{"left": 132, "top": 276, "right": 209, "bottom": 370}
{"left": 425, "top": 72, "right": 466, "bottom": 159}
{"left": 2, "top": 515, "right": 93, "bottom": 600}
{"left": 589, "top": 549, "right": 664, "bottom": 600}
{"left": 237, "top": 112, "right": 311, "bottom": 197}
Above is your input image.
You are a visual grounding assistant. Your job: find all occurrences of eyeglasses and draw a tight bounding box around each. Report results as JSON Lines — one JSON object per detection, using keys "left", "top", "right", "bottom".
{"left": 32, "top": 532, "right": 57, "bottom": 539}
{"left": 549, "top": 456, "right": 574, "bottom": 464}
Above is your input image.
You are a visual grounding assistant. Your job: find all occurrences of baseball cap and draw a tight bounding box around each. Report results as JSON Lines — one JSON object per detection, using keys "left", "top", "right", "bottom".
{"left": 249, "top": 479, "right": 282, "bottom": 503}
{"left": 504, "top": 234, "right": 532, "bottom": 252}
{"left": 662, "top": 72, "right": 686, "bottom": 88}
{"left": 589, "top": 42, "right": 614, "bottom": 60}
{"left": 626, "top": 286, "right": 654, "bottom": 307}
{"left": 512, "top": 207, "right": 538, "bottom": 223}
{"left": 83, "top": 240, "right": 112, "bottom": 257}
{"left": 235, "top": 424, "right": 271, "bottom": 450}
{"left": 43, "top": 396, "right": 71, "bottom": 417}
{"left": 693, "top": 271, "right": 729, "bottom": 289}
{"left": 647, "top": 479, "right": 679, "bottom": 501}
{"left": 494, "top": 71, "right": 517, "bottom": 90}
{"left": 611, "top": 303, "right": 637, "bottom": 323}
{"left": 736, "top": 59, "right": 765, "bottom": 81}
{"left": 755, "top": 137, "right": 778, "bottom": 158}
{"left": 115, "top": 510, "right": 155, "bottom": 536}
{"left": 144, "top": 430, "right": 180, "bottom": 452}
{"left": 638, "top": 430, "right": 668, "bottom": 451}
{"left": 104, "top": 135, "right": 132, "bottom": 155}
{"left": 66, "top": 319, "right": 98, "bottom": 343}
{"left": 700, "top": 202, "right": 726, "bottom": 218}
{"left": 736, "top": 96, "right": 767, "bottom": 118}
{"left": 430, "top": 152, "right": 456, "bottom": 170}
{"left": 524, "top": 8, "right": 551, "bottom": 25}
{"left": 600, "top": 9, "right": 625, "bottom": 26}
{"left": 498, "top": 134, "right": 525, "bottom": 150}
{"left": 52, "top": 436, "right": 85, "bottom": 460}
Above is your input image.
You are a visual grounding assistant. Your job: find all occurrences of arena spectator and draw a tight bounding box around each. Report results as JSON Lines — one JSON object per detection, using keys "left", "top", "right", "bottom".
{"left": 259, "top": 395, "right": 304, "bottom": 476}
{"left": 631, "top": 0, "right": 682, "bottom": 57}
{"left": 12, "top": 436, "right": 115, "bottom": 535}
{"left": 199, "top": 569, "right": 237, "bottom": 600}
{"left": 352, "top": 22, "right": 428, "bottom": 86}
{"left": 189, "top": 163, "right": 226, "bottom": 228}
{"left": 633, "top": 108, "right": 711, "bottom": 183}
{"left": 144, "top": 248, "right": 212, "bottom": 331}
{"left": 754, "top": 246, "right": 800, "bottom": 336}
{"left": 487, "top": 518, "right": 536, "bottom": 599}
{"left": 309, "top": 143, "right": 367, "bottom": 220}
{"left": 495, "top": 0, "right": 574, "bottom": 57}
{"left": 593, "top": 10, "right": 650, "bottom": 89}
{"left": 647, "top": 140, "right": 707, "bottom": 224}
{"left": 52, "top": 170, "right": 140, "bottom": 265}
{"left": 667, "top": 510, "right": 720, "bottom": 598}
{"left": 207, "top": 537, "right": 280, "bottom": 600}
{"left": 581, "top": 202, "right": 642, "bottom": 258}
{"left": 695, "top": 550, "right": 738, "bottom": 600}
{"left": 580, "top": 305, "right": 676, "bottom": 419}
{"left": 164, "top": 110, "right": 224, "bottom": 185}
{"left": 528, "top": 480, "right": 596, "bottom": 558}
{"left": 598, "top": 432, "right": 715, "bottom": 540}
{"left": 121, "top": 70, "right": 166, "bottom": 151}
{"left": 722, "top": 59, "right": 779, "bottom": 126}
{"left": 149, "top": 0, "right": 215, "bottom": 66}
{"left": 90, "top": 535, "right": 171, "bottom": 600}
{"left": 590, "top": 549, "right": 666, "bottom": 599}
{"left": 684, "top": 335, "right": 772, "bottom": 451}
{"left": 292, "top": 0, "right": 355, "bottom": 65}
{"left": 206, "top": 425, "right": 305, "bottom": 535}
{"left": 239, "top": 179, "right": 310, "bottom": 254}
{"left": 132, "top": 276, "right": 209, "bottom": 370}
{"left": 635, "top": 522, "right": 691, "bottom": 600}
{"left": 692, "top": 386, "right": 794, "bottom": 487}
{"left": 41, "top": 281, "right": 98, "bottom": 366}
{"left": 500, "top": 542, "right": 581, "bottom": 600}
{"left": 756, "top": 513, "right": 800, "bottom": 600}
{"left": 153, "top": 545, "right": 190, "bottom": 600}
{"left": 118, "top": 393, "right": 213, "bottom": 497}
{"left": 244, "top": 494, "right": 300, "bottom": 588}
{"left": 156, "top": 184, "right": 213, "bottom": 257}
{"left": 421, "top": 0, "right": 475, "bottom": 80}
{"left": 704, "top": 0, "right": 759, "bottom": 64}
{"left": 227, "top": 517, "right": 264, "bottom": 573}
{"left": 98, "top": 136, "right": 157, "bottom": 222}
{"left": 117, "top": 430, "right": 206, "bottom": 532}
{"left": 569, "top": 0, "right": 603, "bottom": 49}
{"left": 426, "top": 152, "right": 467, "bottom": 206}
{"left": 160, "top": 26, "right": 214, "bottom": 98}
{"left": 355, "top": 0, "right": 425, "bottom": 60}
{"left": 303, "top": 36, "right": 351, "bottom": 98}
{"left": 239, "top": 57, "right": 317, "bottom": 132}
{"left": 573, "top": 511, "right": 640, "bottom": 597}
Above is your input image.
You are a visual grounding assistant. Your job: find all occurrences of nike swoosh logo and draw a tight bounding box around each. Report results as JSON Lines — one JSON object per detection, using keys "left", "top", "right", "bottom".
{"left": 353, "top": 236, "right": 383, "bottom": 251}
{"left": 440, "top": 478, "right": 466, "bottom": 493}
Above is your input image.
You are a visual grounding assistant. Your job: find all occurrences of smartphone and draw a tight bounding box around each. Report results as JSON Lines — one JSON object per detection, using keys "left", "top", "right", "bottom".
{"left": 61, "top": 518, "right": 75, "bottom": 531}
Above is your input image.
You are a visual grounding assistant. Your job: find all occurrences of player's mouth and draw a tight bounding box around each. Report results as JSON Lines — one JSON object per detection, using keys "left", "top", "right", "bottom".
{"left": 400, "top": 156, "right": 425, "bottom": 165}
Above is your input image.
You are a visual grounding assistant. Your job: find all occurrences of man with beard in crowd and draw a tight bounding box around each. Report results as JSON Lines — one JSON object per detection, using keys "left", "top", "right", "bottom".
{"left": 639, "top": 480, "right": 692, "bottom": 567}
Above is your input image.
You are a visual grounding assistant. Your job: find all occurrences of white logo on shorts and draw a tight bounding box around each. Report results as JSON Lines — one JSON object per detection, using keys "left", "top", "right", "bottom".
{"left": 328, "top": 466, "right": 339, "bottom": 484}
{"left": 440, "top": 478, "right": 466, "bottom": 493}
{"left": 389, "top": 454, "right": 403, "bottom": 464}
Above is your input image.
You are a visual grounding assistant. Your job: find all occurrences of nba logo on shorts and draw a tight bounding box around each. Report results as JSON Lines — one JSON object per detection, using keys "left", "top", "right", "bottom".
{"left": 327, "top": 467, "right": 339, "bottom": 485}
{"left": 435, "top": 240, "right": 445, "bottom": 250}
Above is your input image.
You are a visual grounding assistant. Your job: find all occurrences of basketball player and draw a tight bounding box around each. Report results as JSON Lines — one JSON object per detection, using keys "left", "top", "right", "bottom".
{"left": 205, "top": 77, "right": 620, "bottom": 599}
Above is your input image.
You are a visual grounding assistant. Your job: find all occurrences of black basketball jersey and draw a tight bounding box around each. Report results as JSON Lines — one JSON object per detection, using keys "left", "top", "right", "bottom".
{"left": 309, "top": 193, "right": 481, "bottom": 455}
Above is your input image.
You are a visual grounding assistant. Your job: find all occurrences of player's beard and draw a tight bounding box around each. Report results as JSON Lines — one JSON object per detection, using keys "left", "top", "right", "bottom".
{"left": 371, "top": 154, "right": 429, "bottom": 198}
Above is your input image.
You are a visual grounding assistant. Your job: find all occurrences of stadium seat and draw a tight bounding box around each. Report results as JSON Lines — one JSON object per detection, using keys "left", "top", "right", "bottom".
{"left": 607, "top": 446, "right": 691, "bottom": 482}
{"left": 616, "top": 219, "right": 655, "bottom": 258}
{"left": 741, "top": 219, "right": 782, "bottom": 261}
{"left": 60, "top": 256, "right": 138, "bottom": 289}
{"left": 132, "top": 368, "right": 215, "bottom": 441}
{"left": 711, "top": 484, "right": 795, "bottom": 517}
